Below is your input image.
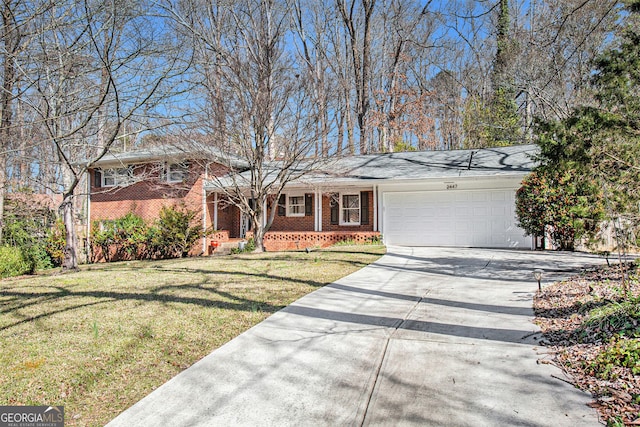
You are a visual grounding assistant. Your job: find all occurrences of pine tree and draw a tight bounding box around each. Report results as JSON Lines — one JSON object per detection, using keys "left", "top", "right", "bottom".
{"left": 464, "top": 0, "right": 522, "bottom": 148}
{"left": 523, "top": 0, "right": 640, "bottom": 250}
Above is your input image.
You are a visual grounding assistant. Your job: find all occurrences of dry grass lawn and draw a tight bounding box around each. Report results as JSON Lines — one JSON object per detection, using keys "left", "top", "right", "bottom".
{"left": 0, "top": 245, "right": 385, "bottom": 426}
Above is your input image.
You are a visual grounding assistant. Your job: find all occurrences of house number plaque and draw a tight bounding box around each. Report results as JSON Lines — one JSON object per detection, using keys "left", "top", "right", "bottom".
{"left": 445, "top": 183, "right": 458, "bottom": 190}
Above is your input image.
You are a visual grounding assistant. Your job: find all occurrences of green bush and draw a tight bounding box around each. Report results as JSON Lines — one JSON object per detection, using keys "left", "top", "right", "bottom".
{"left": 91, "top": 213, "right": 149, "bottom": 261}
{"left": 0, "top": 246, "right": 34, "bottom": 278}
{"left": 516, "top": 169, "right": 604, "bottom": 250}
{"left": 231, "top": 238, "right": 255, "bottom": 254}
{"left": 148, "top": 205, "right": 203, "bottom": 259}
{"left": 45, "top": 219, "right": 66, "bottom": 267}
{"left": 91, "top": 206, "right": 205, "bottom": 262}
{"left": 590, "top": 338, "right": 640, "bottom": 380}
{"left": 3, "top": 212, "right": 55, "bottom": 271}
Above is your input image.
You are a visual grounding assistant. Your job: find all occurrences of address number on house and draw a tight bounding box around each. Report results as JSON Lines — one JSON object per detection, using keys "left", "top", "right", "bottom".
{"left": 445, "top": 183, "right": 458, "bottom": 190}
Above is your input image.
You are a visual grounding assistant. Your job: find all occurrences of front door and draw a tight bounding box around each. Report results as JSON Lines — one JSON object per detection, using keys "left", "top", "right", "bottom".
{"left": 240, "top": 214, "right": 251, "bottom": 238}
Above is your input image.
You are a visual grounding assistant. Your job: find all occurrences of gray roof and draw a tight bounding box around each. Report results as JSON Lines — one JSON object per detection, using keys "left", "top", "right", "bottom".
{"left": 90, "top": 143, "right": 248, "bottom": 169}
{"left": 206, "top": 144, "right": 538, "bottom": 190}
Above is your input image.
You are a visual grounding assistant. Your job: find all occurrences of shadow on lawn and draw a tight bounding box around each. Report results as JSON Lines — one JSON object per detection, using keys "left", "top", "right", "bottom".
{"left": 0, "top": 268, "right": 326, "bottom": 332}
{"left": 0, "top": 248, "right": 385, "bottom": 333}
{"left": 87, "top": 253, "right": 377, "bottom": 277}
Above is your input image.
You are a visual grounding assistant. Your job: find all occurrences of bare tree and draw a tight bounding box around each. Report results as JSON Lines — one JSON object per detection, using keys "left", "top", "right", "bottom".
{"left": 18, "top": 0, "right": 185, "bottom": 269}
{"left": 167, "top": 0, "right": 320, "bottom": 252}
{"left": 336, "top": 0, "right": 376, "bottom": 154}
{"left": 0, "top": 0, "right": 39, "bottom": 242}
{"left": 292, "top": 0, "right": 333, "bottom": 157}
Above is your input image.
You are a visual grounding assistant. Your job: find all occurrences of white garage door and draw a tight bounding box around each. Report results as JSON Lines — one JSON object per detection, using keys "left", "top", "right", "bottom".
{"left": 383, "top": 190, "right": 530, "bottom": 248}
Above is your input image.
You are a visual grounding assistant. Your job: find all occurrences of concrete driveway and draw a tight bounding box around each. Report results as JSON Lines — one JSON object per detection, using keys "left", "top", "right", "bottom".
{"left": 107, "top": 247, "right": 605, "bottom": 426}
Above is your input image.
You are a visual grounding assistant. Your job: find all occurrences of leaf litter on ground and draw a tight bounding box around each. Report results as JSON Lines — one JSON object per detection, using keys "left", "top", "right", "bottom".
{"left": 534, "top": 260, "right": 640, "bottom": 426}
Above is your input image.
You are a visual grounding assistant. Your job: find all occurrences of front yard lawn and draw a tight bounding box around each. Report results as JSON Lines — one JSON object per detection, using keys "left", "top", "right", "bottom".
{"left": 0, "top": 245, "right": 385, "bottom": 426}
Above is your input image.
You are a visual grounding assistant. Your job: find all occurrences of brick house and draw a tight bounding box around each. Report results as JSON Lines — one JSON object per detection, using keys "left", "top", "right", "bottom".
{"left": 88, "top": 144, "right": 537, "bottom": 254}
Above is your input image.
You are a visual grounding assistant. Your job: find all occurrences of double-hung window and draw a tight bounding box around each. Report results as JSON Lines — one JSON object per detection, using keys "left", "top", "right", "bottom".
{"left": 341, "top": 193, "right": 360, "bottom": 225}
{"left": 287, "top": 195, "right": 305, "bottom": 217}
{"left": 166, "top": 162, "right": 189, "bottom": 183}
{"left": 102, "top": 168, "right": 131, "bottom": 187}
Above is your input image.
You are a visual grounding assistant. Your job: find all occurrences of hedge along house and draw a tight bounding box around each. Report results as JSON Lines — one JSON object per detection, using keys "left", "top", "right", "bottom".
{"left": 88, "top": 144, "right": 537, "bottom": 256}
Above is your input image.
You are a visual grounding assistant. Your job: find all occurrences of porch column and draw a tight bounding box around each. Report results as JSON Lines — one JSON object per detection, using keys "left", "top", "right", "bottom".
{"left": 373, "top": 185, "right": 378, "bottom": 232}
{"left": 315, "top": 190, "right": 322, "bottom": 232}
{"left": 213, "top": 192, "right": 218, "bottom": 230}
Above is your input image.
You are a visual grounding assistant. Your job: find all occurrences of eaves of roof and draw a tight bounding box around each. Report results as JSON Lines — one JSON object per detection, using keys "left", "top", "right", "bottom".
{"left": 88, "top": 144, "right": 248, "bottom": 169}
{"left": 205, "top": 144, "right": 539, "bottom": 191}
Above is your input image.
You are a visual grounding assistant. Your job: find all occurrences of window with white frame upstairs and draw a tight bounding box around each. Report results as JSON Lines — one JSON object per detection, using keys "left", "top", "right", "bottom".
{"left": 166, "top": 162, "right": 189, "bottom": 183}
{"left": 102, "top": 167, "right": 132, "bottom": 187}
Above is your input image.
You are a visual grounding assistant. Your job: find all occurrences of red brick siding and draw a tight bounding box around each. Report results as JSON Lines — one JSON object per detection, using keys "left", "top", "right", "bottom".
{"left": 90, "top": 163, "right": 205, "bottom": 222}
{"left": 216, "top": 203, "right": 240, "bottom": 238}
{"left": 321, "top": 191, "right": 374, "bottom": 232}
{"left": 270, "top": 193, "right": 315, "bottom": 232}
{"left": 263, "top": 231, "right": 380, "bottom": 251}
{"left": 263, "top": 191, "right": 374, "bottom": 233}
{"left": 90, "top": 161, "right": 230, "bottom": 224}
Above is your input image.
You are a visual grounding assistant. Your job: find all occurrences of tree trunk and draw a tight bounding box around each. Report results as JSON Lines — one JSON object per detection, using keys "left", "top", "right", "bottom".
{"left": 252, "top": 222, "right": 266, "bottom": 253}
{"left": 0, "top": 2, "right": 17, "bottom": 244}
{"left": 0, "top": 158, "right": 5, "bottom": 244}
{"left": 61, "top": 194, "right": 79, "bottom": 270}
{"left": 345, "top": 94, "right": 355, "bottom": 155}
{"left": 251, "top": 202, "right": 267, "bottom": 253}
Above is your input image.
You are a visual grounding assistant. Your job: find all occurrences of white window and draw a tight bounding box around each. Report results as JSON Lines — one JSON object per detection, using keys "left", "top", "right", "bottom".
{"left": 287, "top": 194, "right": 305, "bottom": 217}
{"left": 102, "top": 168, "right": 131, "bottom": 187}
{"left": 166, "top": 162, "right": 188, "bottom": 183}
{"left": 341, "top": 193, "right": 360, "bottom": 225}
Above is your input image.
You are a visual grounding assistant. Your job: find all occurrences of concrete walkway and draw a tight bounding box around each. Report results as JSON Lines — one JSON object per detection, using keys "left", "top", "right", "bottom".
{"left": 107, "top": 247, "right": 605, "bottom": 426}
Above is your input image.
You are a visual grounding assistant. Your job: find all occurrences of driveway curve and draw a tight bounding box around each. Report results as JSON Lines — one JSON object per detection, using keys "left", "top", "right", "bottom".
{"left": 107, "top": 247, "right": 605, "bottom": 426}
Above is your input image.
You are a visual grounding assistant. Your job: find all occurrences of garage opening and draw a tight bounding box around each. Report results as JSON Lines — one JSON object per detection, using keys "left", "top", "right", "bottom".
{"left": 383, "top": 190, "right": 531, "bottom": 248}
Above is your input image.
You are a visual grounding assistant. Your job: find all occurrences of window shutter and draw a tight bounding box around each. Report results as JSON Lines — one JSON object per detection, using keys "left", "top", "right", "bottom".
{"left": 305, "top": 193, "right": 313, "bottom": 216}
{"left": 277, "top": 194, "right": 286, "bottom": 216}
{"left": 360, "top": 191, "right": 369, "bottom": 225}
{"left": 94, "top": 170, "right": 102, "bottom": 188}
{"left": 330, "top": 193, "right": 339, "bottom": 225}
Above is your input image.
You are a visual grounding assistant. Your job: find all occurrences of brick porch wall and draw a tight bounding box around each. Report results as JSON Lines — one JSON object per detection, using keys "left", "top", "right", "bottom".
{"left": 263, "top": 231, "right": 380, "bottom": 251}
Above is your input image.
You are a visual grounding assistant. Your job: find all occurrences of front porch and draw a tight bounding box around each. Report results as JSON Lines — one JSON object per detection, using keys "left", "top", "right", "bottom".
{"left": 205, "top": 188, "right": 381, "bottom": 252}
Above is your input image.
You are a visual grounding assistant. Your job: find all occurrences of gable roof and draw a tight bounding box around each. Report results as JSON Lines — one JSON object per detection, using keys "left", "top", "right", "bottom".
{"left": 206, "top": 144, "right": 538, "bottom": 190}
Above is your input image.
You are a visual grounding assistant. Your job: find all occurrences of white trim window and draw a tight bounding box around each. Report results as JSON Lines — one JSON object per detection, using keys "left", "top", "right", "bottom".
{"left": 102, "top": 168, "right": 131, "bottom": 187}
{"left": 287, "top": 194, "right": 305, "bottom": 217}
{"left": 340, "top": 193, "right": 360, "bottom": 225}
{"left": 166, "top": 162, "right": 189, "bottom": 183}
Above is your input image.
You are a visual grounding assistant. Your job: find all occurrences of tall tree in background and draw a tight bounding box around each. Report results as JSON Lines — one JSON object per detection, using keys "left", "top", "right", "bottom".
{"left": 587, "top": 0, "right": 640, "bottom": 246}
{"left": 519, "top": 0, "right": 639, "bottom": 252}
{"left": 167, "top": 0, "right": 320, "bottom": 252}
{"left": 464, "top": 0, "right": 521, "bottom": 148}
{"left": 0, "top": 1, "right": 33, "bottom": 243}
{"left": 336, "top": 0, "right": 376, "bottom": 154}
{"left": 21, "top": 0, "right": 183, "bottom": 269}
